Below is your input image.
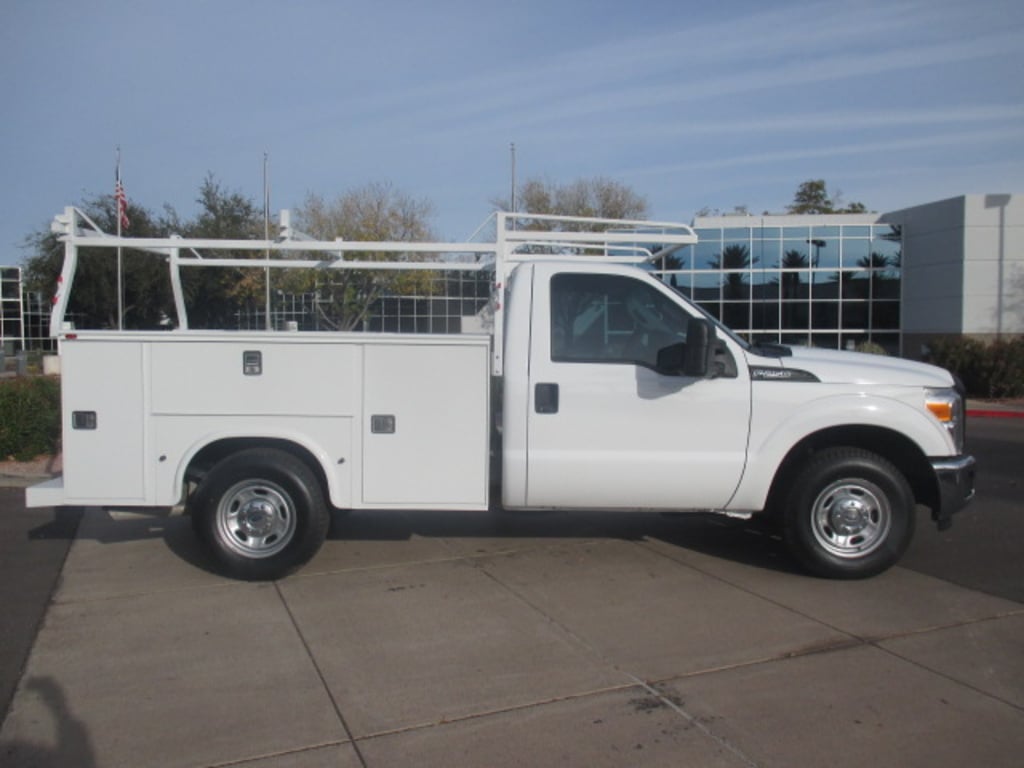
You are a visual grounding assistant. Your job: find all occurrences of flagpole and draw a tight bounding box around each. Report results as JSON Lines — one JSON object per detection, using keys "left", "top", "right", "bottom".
{"left": 264, "top": 152, "right": 271, "bottom": 331}
{"left": 116, "top": 147, "right": 124, "bottom": 330}
{"left": 510, "top": 142, "right": 517, "bottom": 231}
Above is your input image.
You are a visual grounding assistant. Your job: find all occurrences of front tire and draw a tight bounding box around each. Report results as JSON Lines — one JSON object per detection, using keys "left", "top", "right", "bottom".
{"left": 783, "top": 447, "right": 915, "bottom": 579}
{"left": 191, "top": 448, "right": 329, "bottom": 580}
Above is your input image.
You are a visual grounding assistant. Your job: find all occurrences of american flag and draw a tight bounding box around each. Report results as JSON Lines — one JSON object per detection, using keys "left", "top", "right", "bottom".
{"left": 115, "top": 164, "right": 130, "bottom": 231}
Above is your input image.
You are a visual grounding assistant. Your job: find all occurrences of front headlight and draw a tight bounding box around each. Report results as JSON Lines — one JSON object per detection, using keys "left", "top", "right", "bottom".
{"left": 925, "top": 387, "right": 965, "bottom": 452}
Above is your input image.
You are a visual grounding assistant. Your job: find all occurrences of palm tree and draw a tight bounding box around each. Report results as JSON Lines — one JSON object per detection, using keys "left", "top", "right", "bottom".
{"left": 856, "top": 252, "right": 892, "bottom": 302}
{"left": 711, "top": 244, "right": 756, "bottom": 299}
{"left": 775, "top": 249, "right": 809, "bottom": 298}
{"left": 773, "top": 250, "right": 810, "bottom": 332}
{"left": 659, "top": 251, "right": 685, "bottom": 288}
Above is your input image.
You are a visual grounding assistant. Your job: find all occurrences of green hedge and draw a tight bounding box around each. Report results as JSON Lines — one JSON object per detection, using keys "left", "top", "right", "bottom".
{"left": 927, "top": 337, "right": 1024, "bottom": 399}
{"left": 0, "top": 376, "right": 61, "bottom": 461}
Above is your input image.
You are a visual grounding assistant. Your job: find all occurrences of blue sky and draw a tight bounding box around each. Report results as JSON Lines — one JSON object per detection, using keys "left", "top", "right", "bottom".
{"left": 2, "top": 0, "right": 1022, "bottom": 265}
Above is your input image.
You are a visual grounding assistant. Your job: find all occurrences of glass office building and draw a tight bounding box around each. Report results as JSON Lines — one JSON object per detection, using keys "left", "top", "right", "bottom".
{"left": 656, "top": 214, "right": 902, "bottom": 353}
{"left": 1, "top": 266, "right": 25, "bottom": 353}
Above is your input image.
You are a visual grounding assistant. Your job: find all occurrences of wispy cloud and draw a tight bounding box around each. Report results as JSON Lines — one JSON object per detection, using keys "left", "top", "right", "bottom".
{"left": 625, "top": 128, "right": 1024, "bottom": 177}
{"left": 599, "top": 105, "right": 1024, "bottom": 143}
{"left": 353, "top": 0, "right": 1020, "bottom": 127}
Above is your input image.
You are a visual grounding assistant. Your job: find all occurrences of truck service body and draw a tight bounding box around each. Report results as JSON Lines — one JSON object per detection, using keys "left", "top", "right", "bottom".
{"left": 27, "top": 208, "right": 976, "bottom": 579}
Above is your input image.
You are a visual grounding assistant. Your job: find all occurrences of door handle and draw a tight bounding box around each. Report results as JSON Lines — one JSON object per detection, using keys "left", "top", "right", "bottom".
{"left": 535, "top": 382, "right": 559, "bottom": 414}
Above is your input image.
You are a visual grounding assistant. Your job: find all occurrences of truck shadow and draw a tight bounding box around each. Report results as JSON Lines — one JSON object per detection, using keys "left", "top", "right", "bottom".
{"left": 26, "top": 505, "right": 801, "bottom": 578}
{"left": 326, "top": 507, "right": 801, "bottom": 576}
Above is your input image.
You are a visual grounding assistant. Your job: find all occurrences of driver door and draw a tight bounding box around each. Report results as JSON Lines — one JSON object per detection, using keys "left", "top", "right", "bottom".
{"left": 525, "top": 266, "right": 751, "bottom": 510}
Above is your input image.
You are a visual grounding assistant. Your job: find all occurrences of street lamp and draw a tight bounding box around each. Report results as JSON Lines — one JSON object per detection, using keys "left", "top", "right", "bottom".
{"left": 805, "top": 239, "right": 826, "bottom": 346}
{"left": 807, "top": 238, "right": 826, "bottom": 267}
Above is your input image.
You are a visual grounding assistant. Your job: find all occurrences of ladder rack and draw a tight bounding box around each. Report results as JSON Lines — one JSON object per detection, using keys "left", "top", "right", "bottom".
{"left": 49, "top": 207, "right": 697, "bottom": 375}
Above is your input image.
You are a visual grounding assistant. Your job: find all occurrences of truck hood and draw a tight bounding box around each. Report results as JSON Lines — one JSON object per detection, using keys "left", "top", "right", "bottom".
{"left": 750, "top": 346, "right": 955, "bottom": 388}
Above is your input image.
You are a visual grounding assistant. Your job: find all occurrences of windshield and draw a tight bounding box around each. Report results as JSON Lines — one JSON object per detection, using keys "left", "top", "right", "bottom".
{"left": 684, "top": 291, "right": 751, "bottom": 351}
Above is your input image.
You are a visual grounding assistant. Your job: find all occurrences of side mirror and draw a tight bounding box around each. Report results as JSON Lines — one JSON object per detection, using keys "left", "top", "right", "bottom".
{"left": 655, "top": 342, "right": 686, "bottom": 375}
{"left": 654, "top": 317, "right": 718, "bottom": 378}
{"left": 683, "top": 316, "right": 716, "bottom": 378}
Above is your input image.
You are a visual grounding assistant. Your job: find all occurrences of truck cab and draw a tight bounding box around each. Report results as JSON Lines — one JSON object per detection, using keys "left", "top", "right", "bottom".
{"left": 503, "top": 262, "right": 751, "bottom": 512}
{"left": 502, "top": 259, "right": 975, "bottom": 579}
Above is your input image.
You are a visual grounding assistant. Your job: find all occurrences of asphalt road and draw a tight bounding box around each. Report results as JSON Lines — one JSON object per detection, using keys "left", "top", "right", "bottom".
{"left": 0, "top": 495, "right": 80, "bottom": 724}
{"left": 900, "top": 416, "right": 1024, "bottom": 603}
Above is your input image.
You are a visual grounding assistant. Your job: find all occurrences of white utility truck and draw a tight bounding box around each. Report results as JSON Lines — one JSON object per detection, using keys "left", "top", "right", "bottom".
{"left": 27, "top": 208, "right": 975, "bottom": 580}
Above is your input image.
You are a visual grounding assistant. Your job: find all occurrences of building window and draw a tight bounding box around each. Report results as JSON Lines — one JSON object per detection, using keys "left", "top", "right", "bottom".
{"left": 657, "top": 220, "right": 902, "bottom": 352}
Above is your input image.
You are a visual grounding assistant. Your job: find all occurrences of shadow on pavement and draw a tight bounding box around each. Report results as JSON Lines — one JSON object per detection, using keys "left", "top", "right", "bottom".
{"left": 327, "top": 506, "right": 802, "bottom": 575}
{"left": 40, "top": 505, "right": 804, "bottom": 579}
{"left": 26, "top": 507, "right": 87, "bottom": 542}
{"left": 1, "top": 677, "right": 96, "bottom": 768}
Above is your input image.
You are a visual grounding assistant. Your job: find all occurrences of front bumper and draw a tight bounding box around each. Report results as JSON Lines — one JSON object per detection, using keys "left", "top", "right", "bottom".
{"left": 930, "top": 455, "right": 976, "bottom": 530}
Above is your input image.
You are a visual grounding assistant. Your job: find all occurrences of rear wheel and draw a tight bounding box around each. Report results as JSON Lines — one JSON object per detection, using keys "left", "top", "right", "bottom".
{"left": 191, "top": 448, "right": 328, "bottom": 580}
{"left": 783, "top": 447, "right": 915, "bottom": 579}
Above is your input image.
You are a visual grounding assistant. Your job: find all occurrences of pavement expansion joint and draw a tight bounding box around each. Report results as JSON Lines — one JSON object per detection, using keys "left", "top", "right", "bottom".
{"left": 852, "top": 608, "right": 1024, "bottom": 645}
{"left": 350, "top": 681, "right": 648, "bottom": 744}
{"left": 272, "top": 582, "right": 366, "bottom": 765}
{"left": 203, "top": 741, "right": 354, "bottom": 768}
{"left": 628, "top": 674, "right": 762, "bottom": 768}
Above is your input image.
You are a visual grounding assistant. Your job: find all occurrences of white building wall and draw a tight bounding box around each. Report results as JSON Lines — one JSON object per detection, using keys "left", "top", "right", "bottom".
{"left": 884, "top": 194, "right": 1023, "bottom": 355}
{"left": 961, "top": 194, "right": 1024, "bottom": 336}
{"left": 883, "top": 197, "right": 966, "bottom": 337}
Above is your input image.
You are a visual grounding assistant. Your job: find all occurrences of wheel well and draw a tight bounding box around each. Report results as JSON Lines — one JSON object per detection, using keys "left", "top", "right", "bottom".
{"left": 185, "top": 438, "right": 329, "bottom": 503}
{"left": 765, "top": 425, "right": 938, "bottom": 517}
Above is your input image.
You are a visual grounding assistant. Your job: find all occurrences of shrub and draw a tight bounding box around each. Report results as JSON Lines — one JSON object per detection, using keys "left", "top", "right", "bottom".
{"left": 0, "top": 376, "right": 61, "bottom": 461}
{"left": 927, "top": 337, "right": 1024, "bottom": 398}
{"left": 855, "top": 341, "right": 888, "bottom": 356}
{"left": 985, "top": 338, "right": 1024, "bottom": 398}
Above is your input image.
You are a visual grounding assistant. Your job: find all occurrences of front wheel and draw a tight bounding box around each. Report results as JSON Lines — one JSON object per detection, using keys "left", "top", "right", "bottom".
{"left": 783, "top": 447, "right": 915, "bottom": 579}
{"left": 190, "top": 448, "right": 329, "bottom": 580}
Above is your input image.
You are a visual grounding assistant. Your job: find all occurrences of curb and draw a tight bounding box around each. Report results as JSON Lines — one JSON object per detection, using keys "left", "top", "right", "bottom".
{"left": 0, "top": 476, "right": 54, "bottom": 489}
{"left": 967, "top": 409, "right": 1024, "bottom": 419}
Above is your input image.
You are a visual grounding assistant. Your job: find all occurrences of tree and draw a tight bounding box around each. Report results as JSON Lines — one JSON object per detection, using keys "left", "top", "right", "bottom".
{"left": 294, "top": 183, "right": 438, "bottom": 330}
{"left": 190, "top": 174, "right": 264, "bottom": 240}
{"left": 22, "top": 175, "right": 272, "bottom": 331}
{"left": 22, "top": 177, "right": 443, "bottom": 334}
{"left": 22, "top": 194, "right": 177, "bottom": 330}
{"left": 710, "top": 244, "right": 757, "bottom": 299}
{"left": 775, "top": 250, "right": 811, "bottom": 291}
{"left": 787, "top": 180, "right": 832, "bottom": 214}
{"left": 495, "top": 176, "right": 648, "bottom": 228}
{"left": 787, "top": 179, "right": 868, "bottom": 214}
{"left": 299, "top": 182, "right": 434, "bottom": 241}
{"left": 179, "top": 175, "right": 267, "bottom": 329}
{"left": 694, "top": 204, "right": 750, "bottom": 218}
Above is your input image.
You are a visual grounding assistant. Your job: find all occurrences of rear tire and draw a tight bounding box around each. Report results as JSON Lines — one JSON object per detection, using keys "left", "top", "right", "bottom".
{"left": 190, "top": 448, "right": 328, "bottom": 580}
{"left": 783, "top": 447, "right": 915, "bottom": 579}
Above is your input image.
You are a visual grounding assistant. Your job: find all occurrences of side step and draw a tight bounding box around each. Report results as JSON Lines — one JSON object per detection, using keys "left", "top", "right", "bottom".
{"left": 25, "top": 477, "right": 65, "bottom": 508}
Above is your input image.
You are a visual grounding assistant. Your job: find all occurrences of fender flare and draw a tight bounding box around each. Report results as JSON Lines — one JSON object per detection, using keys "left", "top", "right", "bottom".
{"left": 729, "top": 393, "right": 951, "bottom": 512}
{"left": 172, "top": 429, "right": 347, "bottom": 510}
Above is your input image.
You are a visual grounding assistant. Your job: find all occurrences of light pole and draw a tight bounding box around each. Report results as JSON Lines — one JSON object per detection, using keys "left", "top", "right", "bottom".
{"left": 509, "top": 142, "right": 517, "bottom": 230}
{"left": 806, "top": 239, "right": 826, "bottom": 345}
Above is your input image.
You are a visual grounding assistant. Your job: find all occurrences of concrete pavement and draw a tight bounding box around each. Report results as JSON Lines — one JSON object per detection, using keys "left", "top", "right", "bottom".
{"left": 1, "top": 402, "right": 1022, "bottom": 766}
{"left": 1, "top": 497, "right": 1022, "bottom": 767}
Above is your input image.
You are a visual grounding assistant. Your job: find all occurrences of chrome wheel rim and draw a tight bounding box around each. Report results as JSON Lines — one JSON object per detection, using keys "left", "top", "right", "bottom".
{"left": 810, "top": 479, "right": 891, "bottom": 559}
{"left": 216, "top": 480, "right": 296, "bottom": 559}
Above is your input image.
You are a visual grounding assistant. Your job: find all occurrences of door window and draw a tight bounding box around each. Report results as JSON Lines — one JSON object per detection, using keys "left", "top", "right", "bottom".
{"left": 550, "top": 273, "right": 688, "bottom": 368}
